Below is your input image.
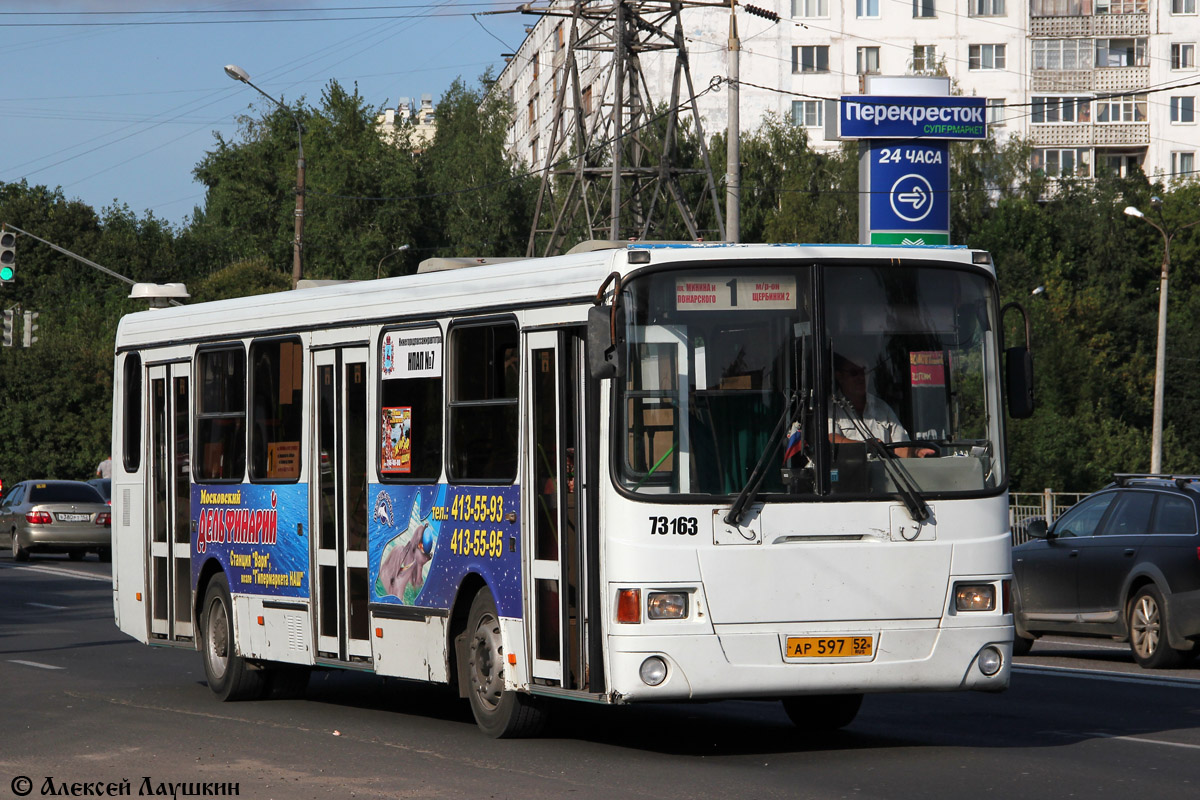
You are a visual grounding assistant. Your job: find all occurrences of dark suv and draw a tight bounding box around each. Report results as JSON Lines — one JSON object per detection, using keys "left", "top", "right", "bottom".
{"left": 1012, "top": 474, "right": 1200, "bottom": 668}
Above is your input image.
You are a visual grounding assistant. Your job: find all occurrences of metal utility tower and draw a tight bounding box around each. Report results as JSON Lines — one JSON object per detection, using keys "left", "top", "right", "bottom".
{"left": 524, "top": 1, "right": 726, "bottom": 257}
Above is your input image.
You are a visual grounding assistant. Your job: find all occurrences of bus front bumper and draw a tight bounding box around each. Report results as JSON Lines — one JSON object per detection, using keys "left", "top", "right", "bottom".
{"left": 606, "top": 624, "right": 1012, "bottom": 703}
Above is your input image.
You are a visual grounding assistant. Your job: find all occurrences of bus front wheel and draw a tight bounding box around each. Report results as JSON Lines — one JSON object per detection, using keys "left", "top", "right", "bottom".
{"left": 200, "top": 574, "right": 264, "bottom": 701}
{"left": 781, "top": 693, "right": 863, "bottom": 732}
{"left": 461, "top": 589, "right": 546, "bottom": 738}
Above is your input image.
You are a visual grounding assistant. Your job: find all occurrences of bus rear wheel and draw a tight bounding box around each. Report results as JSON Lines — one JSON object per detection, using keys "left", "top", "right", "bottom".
{"left": 201, "top": 574, "right": 264, "bottom": 701}
{"left": 461, "top": 589, "right": 546, "bottom": 738}
{"left": 781, "top": 693, "right": 863, "bottom": 732}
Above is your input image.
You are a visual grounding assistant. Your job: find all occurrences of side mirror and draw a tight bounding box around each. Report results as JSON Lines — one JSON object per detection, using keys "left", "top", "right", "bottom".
{"left": 587, "top": 304, "right": 625, "bottom": 380}
{"left": 1005, "top": 345, "right": 1034, "bottom": 419}
{"left": 1025, "top": 518, "right": 1049, "bottom": 539}
{"left": 1000, "top": 301, "right": 1034, "bottom": 419}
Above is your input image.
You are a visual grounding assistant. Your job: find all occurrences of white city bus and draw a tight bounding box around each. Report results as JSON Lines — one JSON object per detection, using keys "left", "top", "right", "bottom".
{"left": 110, "top": 242, "right": 1032, "bottom": 737}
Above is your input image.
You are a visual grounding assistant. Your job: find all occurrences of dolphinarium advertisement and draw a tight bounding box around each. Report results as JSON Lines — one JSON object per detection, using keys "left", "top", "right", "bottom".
{"left": 369, "top": 484, "right": 522, "bottom": 618}
{"left": 191, "top": 484, "right": 310, "bottom": 597}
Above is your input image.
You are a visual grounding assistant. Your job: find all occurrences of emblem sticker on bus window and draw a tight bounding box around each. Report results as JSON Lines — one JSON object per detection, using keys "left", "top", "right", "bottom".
{"left": 675, "top": 276, "right": 797, "bottom": 311}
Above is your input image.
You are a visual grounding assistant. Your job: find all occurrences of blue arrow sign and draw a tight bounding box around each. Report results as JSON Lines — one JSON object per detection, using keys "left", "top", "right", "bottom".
{"left": 868, "top": 141, "right": 950, "bottom": 235}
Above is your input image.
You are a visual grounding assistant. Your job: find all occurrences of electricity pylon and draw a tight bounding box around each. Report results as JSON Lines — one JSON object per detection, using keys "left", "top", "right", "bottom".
{"left": 524, "top": 1, "right": 726, "bottom": 257}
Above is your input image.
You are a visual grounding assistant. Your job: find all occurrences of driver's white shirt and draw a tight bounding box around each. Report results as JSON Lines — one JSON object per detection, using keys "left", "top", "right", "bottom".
{"left": 830, "top": 394, "right": 910, "bottom": 444}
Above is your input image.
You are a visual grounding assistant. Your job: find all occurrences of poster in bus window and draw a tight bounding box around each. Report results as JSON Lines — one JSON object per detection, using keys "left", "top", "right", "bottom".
{"left": 381, "top": 407, "right": 412, "bottom": 474}
{"left": 910, "top": 351, "right": 946, "bottom": 387}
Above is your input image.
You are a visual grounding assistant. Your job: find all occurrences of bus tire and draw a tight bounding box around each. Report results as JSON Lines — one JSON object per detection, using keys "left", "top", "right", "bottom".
{"left": 1011, "top": 632, "right": 1034, "bottom": 657}
{"left": 462, "top": 589, "right": 546, "bottom": 738}
{"left": 200, "top": 574, "right": 264, "bottom": 701}
{"left": 781, "top": 693, "right": 863, "bottom": 732}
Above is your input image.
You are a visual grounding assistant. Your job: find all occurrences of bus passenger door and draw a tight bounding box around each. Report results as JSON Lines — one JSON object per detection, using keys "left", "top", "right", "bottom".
{"left": 312, "top": 348, "right": 372, "bottom": 664}
{"left": 146, "top": 363, "right": 193, "bottom": 642}
{"left": 526, "top": 329, "right": 600, "bottom": 692}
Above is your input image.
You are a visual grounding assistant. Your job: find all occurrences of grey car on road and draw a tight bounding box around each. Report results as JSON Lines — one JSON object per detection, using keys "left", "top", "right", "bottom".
{"left": 0, "top": 480, "right": 111, "bottom": 562}
{"left": 1012, "top": 473, "right": 1200, "bottom": 668}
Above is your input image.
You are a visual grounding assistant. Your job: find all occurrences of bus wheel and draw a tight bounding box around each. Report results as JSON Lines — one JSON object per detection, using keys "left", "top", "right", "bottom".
{"left": 462, "top": 589, "right": 546, "bottom": 738}
{"left": 781, "top": 693, "right": 863, "bottom": 732}
{"left": 201, "top": 574, "right": 264, "bottom": 701}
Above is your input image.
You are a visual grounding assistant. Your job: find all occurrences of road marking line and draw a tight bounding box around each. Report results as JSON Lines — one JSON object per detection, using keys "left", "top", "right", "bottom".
{"left": 1015, "top": 663, "right": 1200, "bottom": 689}
{"left": 0, "top": 563, "right": 111, "bottom": 583}
{"left": 9, "top": 660, "right": 64, "bottom": 670}
{"left": 1086, "top": 731, "right": 1200, "bottom": 751}
{"left": 26, "top": 602, "right": 68, "bottom": 610}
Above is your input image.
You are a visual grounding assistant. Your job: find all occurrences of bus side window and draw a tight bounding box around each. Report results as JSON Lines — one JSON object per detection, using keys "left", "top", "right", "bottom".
{"left": 196, "top": 347, "right": 247, "bottom": 482}
{"left": 449, "top": 321, "right": 518, "bottom": 483}
{"left": 249, "top": 338, "right": 303, "bottom": 482}
{"left": 123, "top": 352, "right": 142, "bottom": 472}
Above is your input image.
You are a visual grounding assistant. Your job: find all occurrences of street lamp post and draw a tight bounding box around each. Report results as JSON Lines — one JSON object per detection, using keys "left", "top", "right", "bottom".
{"left": 225, "top": 64, "right": 305, "bottom": 290}
{"left": 376, "top": 244, "right": 410, "bottom": 280}
{"left": 1124, "top": 198, "right": 1200, "bottom": 474}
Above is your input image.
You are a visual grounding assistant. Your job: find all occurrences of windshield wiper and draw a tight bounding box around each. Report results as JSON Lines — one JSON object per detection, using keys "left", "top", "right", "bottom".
{"left": 834, "top": 397, "right": 931, "bottom": 523}
{"left": 724, "top": 391, "right": 798, "bottom": 527}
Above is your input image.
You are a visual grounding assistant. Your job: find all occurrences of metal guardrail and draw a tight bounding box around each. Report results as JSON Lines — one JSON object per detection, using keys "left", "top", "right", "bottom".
{"left": 1009, "top": 490, "right": 1089, "bottom": 545}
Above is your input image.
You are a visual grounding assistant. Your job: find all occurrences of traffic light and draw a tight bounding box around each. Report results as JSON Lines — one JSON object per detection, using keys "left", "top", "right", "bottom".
{"left": 2, "top": 309, "right": 13, "bottom": 347}
{"left": 22, "top": 310, "right": 38, "bottom": 348}
{"left": 0, "top": 230, "right": 15, "bottom": 283}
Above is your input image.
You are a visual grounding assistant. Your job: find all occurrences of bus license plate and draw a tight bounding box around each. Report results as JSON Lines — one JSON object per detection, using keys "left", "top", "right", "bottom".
{"left": 57, "top": 513, "right": 90, "bottom": 522}
{"left": 785, "top": 635, "right": 874, "bottom": 659}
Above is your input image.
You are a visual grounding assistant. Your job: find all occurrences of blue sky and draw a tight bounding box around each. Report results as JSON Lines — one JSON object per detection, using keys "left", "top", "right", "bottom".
{"left": 0, "top": 1, "right": 529, "bottom": 226}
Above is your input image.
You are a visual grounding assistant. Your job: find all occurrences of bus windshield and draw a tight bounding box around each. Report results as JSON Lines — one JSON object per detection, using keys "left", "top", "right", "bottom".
{"left": 616, "top": 262, "right": 1005, "bottom": 500}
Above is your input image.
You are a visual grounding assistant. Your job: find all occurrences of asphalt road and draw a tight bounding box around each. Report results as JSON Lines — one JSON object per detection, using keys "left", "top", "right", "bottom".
{"left": 2, "top": 555, "right": 1199, "bottom": 800}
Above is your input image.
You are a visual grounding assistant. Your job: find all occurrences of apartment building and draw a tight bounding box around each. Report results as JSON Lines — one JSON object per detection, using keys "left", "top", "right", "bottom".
{"left": 493, "top": 1, "right": 1200, "bottom": 183}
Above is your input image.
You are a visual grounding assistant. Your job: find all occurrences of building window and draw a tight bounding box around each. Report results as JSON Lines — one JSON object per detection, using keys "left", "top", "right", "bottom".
{"left": 1096, "top": 38, "right": 1147, "bottom": 68}
{"left": 197, "top": 347, "right": 247, "bottom": 482}
{"left": 987, "top": 98, "right": 1006, "bottom": 126}
{"left": 582, "top": 85, "right": 593, "bottom": 116}
{"left": 793, "top": 45, "right": 830, "bottom": 73}
{"left": 527, "top": 97, "right": 535, "bottom": 128}
{"left": 1173, "top": 0, "right": 1196, "bottom": 13}
{"left": 1033, "top": 148, "right": 1092, "bottom": 178}
{"left": 448, "top": 322, "right": 519, "bottom": 483}
{"left": 248, "top": 339, "right": 303, "bottom": 482}
{"left": 1096, "top": 152, "right": 1142, "bottom": 177}
{"left": 1031, "top": 96, "right": 1091, "bottom": 123}
{"left": 969, "top": 44, "right": 1006, "bottom": 70}
{"left": 531, "top": 135, "right": 539, "bottom": 163}
{"left": 970, "top": 0, "right": 1005, "bottom": 14}
{"left": 1033, "top": 39, "right": 1094, "bottom": 70}
{"left": 913, "top": 0, "right": 935, "bottom": 17}
{"left": 857, "top": 0, "right": 880, "bottom": 16}
{"left": 1096, "top": 0, "right": 1148, "bottom": 12}
{"left": 1173, "top": 43, "right": 1196, "bottom": 69}
{"left": 791, "top": 100, "right": 824, "bottom": 127}
{"left": 912, "top": 45, "right": 937, "bottom": 72}
{"left": 379, "top": 326, "right": 443, "bottom": 481}
{"left": 1096, "top": 94, "right": 1147, "bottom": 123}
{"left": 1172, "top": 152, "right": 1195, "bottom": 176}
{"left": 1032, "top": 0, "right": 1090, "bottom": 14}
{"left": 793, "top": 0, "right": 828, "bottom": 16}
{"left": 857, "top": 47, "right": 880, "bottom": 75}
{"left": 1171, "top": 96, "right": 1196, "bottom": 123}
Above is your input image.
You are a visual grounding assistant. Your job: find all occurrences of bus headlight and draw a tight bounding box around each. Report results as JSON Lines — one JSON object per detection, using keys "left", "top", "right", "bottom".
{"left": 647, "top": 591, "right": 688, "bottom": 620}
{"left": 639, "top": 656, "right": 668, "bottom": 686}
{"left": 977, "top": 646, "right": 1003, "bottom": 676}
{"left": 954, "top": 584, "right": 995, "bottom": 612}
